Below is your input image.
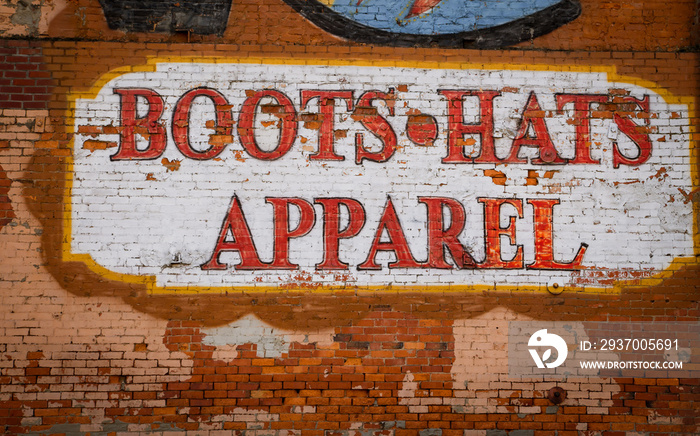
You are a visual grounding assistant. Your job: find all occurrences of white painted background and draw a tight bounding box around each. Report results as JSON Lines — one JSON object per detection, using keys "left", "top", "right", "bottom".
{"left": 71, "top": 62, "right": 694, "bottom": 289}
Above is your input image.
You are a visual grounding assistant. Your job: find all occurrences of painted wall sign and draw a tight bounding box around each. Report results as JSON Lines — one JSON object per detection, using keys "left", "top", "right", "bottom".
{"left": 95, "top": 0, "right": 581, "bottom": 47}
{"left": 282, "top": 0, "right": 581, "bottom": 48}
{"left": 68, "top": 60, "right": 694, "bottom": 293}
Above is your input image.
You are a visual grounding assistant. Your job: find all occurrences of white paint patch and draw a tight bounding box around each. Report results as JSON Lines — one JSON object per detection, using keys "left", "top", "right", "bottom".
{"left": 201, "top": 314, "right": 335, "bottom": 357}
{"left": 201, "top": 314, "right": 289, "bottom": 357}
{"left": 398, "top": 370, "right": 416, "bottom": 398}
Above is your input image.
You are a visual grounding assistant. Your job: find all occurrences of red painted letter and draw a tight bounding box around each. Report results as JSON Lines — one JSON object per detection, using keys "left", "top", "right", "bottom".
{"left": 266, "top": 198, "right": 316, "bottom": 269}
{"left": 112, "top": 88, "right": 166, "bottom": 160}
{"left": 238, "top": 90, "right": 297, "bottom": 160}
{"left": 556, "top": 94, "right": 607, "bottom": 164}
{"left": 201, "top": 196, "right": 266, "bottom": 270}
{"left": 354, "top": 89, "right": 397, "bottom": 164}
{"left": 479, "top": 198, "right": 523, "bottom": 269}
{"left": 302, "top": 90, "right": 353, "bottom": 161}
{"left": 440, "top": 90, "right": 501, "bottom": 163}
{"left": 419, "top": 197, "right": 476, "bottom": 269}
{"left": 358, "top": 197, "right": 422, "bottom": 270}
{"left": 527, "top": 199, "right": 587, "bottom": 270}
{"left": 612, "top": 95, "right": 652, "bottom": 168}
{"left": 315, "top": 198, "right": 366, "bottom": 270}
{"left": 505, "top": 91, "right": 565, "bottom": 164}
{"left": 173, "top": 87, "right": 233, "bottom": 160}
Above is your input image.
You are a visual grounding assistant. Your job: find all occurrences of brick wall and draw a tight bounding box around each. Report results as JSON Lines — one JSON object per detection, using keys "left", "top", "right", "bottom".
{"left": 1, "top": 0, "right": 699, "bottom": 435}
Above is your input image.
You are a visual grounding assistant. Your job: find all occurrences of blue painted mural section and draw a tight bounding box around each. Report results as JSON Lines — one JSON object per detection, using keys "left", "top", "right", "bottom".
{"left": 96, "top": 0, "right": 582, "bottom": 48}
{"left": 326, "top": 0, "right": 563, "bottom": 35}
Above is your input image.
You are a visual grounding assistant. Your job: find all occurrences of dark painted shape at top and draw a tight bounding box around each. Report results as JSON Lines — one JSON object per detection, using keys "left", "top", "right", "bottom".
{"left": 281, "top": 0, "right": 582, "bottom": 49}
{"left": 97, "top": 0, "right": 233, "bottom": 35}
{"left": 95, "top": 0, "right": 580, "bottom": 48}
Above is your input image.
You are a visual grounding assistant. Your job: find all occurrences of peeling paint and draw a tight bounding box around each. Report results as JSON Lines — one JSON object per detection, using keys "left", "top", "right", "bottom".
{"left": 201, "top": 314, "right": 335, "bottom": 358}
{"left": 9, "top": 0, "right": 41, "bottom": 35}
